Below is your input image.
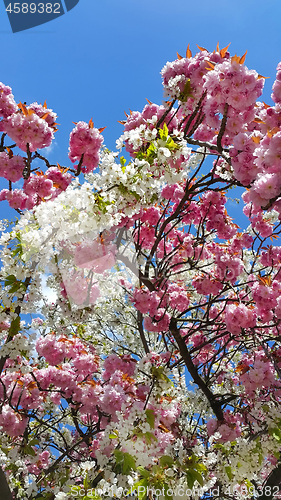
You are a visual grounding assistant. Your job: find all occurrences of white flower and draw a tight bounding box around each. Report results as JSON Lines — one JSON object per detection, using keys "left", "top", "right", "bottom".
{"left": 54, "top": 493, "right": 68, "bottom": 500}
{"left": 144, "top": 128, "right": 157, "bottom": 141}
{"left": 158, "top": 147, "right": 171, "bottom": 161}
{"left": 0, "top": 232, "right": 10, "bottom": 244}
{"left": 116, "top": 137, "right": 124, "bottom": 150}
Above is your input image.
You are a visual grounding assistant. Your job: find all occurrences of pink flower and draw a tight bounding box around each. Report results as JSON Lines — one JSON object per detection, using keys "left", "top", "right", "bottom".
{"left": 72, "top": 354, "right": 99, "bottom": 376}
{"left": 251, "top": 173, "right": 281, "bottom": 202}
{"left": 272, "top": 63, "right": 281, "bottom": 104}
{"left": 0, "top": 152, "right": 25, "bottom": 183}
{"left": 60, "top": 269, "right": 100, "bottom": 306}
{"left": 1, "top": 110, "right": 54, "bottom": 152}
{"left": 69, "top": 121, "right": 103, "bottom": 173}
{"left": 143, "top": 309, "right": 171, "bottom": 332}
{"left": 122, "top": 103, "right": 179, "bottom": 155}
{"left": 0, "top": 83, "right": 17, "bottom": 118}
{"left": 161, "top": 183, "right": 185, "bottom": 202}
{"left": 133, "top": 289, "right": 159, "bottom": 315}
{"left": 45, "top": 166, "right": 72, "bottom": 193}
{"left": 24, "top": 174, "right": 53, "bottom": 199}
{"left": 0, "top": 405, "right": 28, "bottom": 437}
{"left": 141, "top": 207, "right": 161, "bottom": 225}
{"left": 28, "top": 102, "right": 57, "bottom": 127}
{"left": 0, "top": 321, "right": 10, "bottom": 331}
{"left": 193, "top": 276, "right": 223, "bottom": 296}
{"left": 8, "top": 189, "right": 29, "bottom": 210}
{"left": 36, "top": 334, "right": 66, "bottom": 365}
{"left": 103, "top": 354, "right": 136, "bottom": 380}
{"left": 225, "top": 303, "right": 256, "bottom": 335}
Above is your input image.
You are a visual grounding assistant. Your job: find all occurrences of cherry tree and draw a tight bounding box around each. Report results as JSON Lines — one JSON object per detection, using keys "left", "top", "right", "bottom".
{"left": 0, "top": 43, "right": 281, "bottom": 500}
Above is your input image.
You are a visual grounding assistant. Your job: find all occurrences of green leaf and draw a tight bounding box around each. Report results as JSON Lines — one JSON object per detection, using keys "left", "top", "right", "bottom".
{"left": 11, "top": 244, "right": 23, "bottom": 258}
{"left": 225, "top": 465, "right": 233, "bottom": 480}
{"left": 0, "top": 447, "right": 10, "bottom": 455}
{"left": 163, "top": 483, "right": 173, "bottom": 500}
{"left": 143, "top": 432, "right": 157, "bottom": 445}
{"left": 159, "top": 123, "right": 169, "bottom": 141}
{"left": 24, "top": 446, "right": 36, "bottom": 457}
{"left": 128, "top": 189, "right": 141, "bottom": 201}
{"left": 137, "top": 466, "right": 150, "bottom": 478}
{"left": 145, "top": 409, "right": 155, "bottom": 429}
{"left": 160, "top": 455, "right": 174, "bottom": 468}
{"left": 76, "top": 325, "right": 86, "bottom": 336}
{"left": 114, "top": 449, "right": 124, "bottom": 464}
{"left": 4, "top": 274, "right": 28, "bottom": 294}
{"left": 179, "top": 79, "right": 195, "bottom": 102}
{"left": 195, "top": 462, "right": 208, "bottom": 474}
{"left": 133, "top": 479, "right": 148, "bottom": 499}
{"left": 146, "top": 142, "right": 156, "bottom": 160}
{"left": 114, "top": 450, "right": 136, "bottom": 474}
{"left": 9, "top": 282, "right": 24, "bottom": 294}
{"left": 4, "top": 275, "right": 16, "bottom": 286}
{"left": 135, "top": 151, "right": 145, "bottom": 160}
{"left": 83, "top": 473, "right": 89, "bottom": 490}
{"left": 190, "top": 469, "right": 204, "bottom": 486}
{"left": 151, "top": 366, "right": 170, "bottom": 383}
{"left": 185, "top": 470, "right": 195, "bottom": 489}
{"left": 60, "top": 470, "right": 70, "bottom": 486}
{"left": 9, "top": 316, "right": 20, "bottom": 337}
{"left": 269, "top": 427, "right": 281, "bottom": 442}
{"left": 185, "top": 467, "right": 204, "bottom": 488}
{"left": 213, "top": 443, "right": 228, "bottom": 453}
{"left": 273, "top": 431, "right": 281, "bottom": 442}
{"left": 123, "top": 452, "right": 136, "bottom": 474}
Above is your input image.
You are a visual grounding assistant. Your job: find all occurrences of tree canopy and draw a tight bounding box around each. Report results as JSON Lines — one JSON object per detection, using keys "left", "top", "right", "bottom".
{"left": 0, "top": 44, "right": 281, "bottom": 499}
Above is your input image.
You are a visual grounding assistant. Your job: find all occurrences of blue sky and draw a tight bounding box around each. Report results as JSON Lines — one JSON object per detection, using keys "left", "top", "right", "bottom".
{"left": 0, "top": 0, "right": 281, "bottom": 222}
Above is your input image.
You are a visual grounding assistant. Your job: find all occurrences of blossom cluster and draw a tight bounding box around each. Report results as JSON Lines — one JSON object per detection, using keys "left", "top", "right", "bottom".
{"left": 1, "top": 45, "right": 281, "bottom": 499}
{"left": 0, "top": 104, "right": 55, "bottom": 152}
{"left": 0, "top": 82, "right": 18, "bottom": 118}
{"left": 69, "top": 120, "right": 104, "bottom": 173}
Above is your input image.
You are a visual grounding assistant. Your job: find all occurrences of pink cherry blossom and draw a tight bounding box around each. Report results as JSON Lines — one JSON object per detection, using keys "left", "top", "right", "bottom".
{"left": 69, "top": 121, "right": 103, "bottom": 173}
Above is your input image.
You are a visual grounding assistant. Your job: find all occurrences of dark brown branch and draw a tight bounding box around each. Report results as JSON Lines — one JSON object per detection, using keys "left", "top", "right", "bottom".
{"left": 156, "top": 98, "right": 177, "bottom": 130}
{"left": 0, "top": 467, "right": 13, "bottom": 500}
{"left": 183, "top": 91, "right": 207, "bottom": 136}
{"left": 170, "top": 318, "right": 224, "bottom": 421}
{"left": 75, "top": 153, "right": 84, "bottom": 176}
{"left": 137, "top": 310, "right": 150, "bottom": 354}
{"left": 186, "top": 137, "right": 231, "bottom": 164}
{"left": 34, "top": 152, "right": 55, "bottom": 169}
{"left": 216, "top": 103, "right": 229, "bottom": 154}
{"left": 259, "top": 463, "right": 281, "bottom": 500}
{"left": 91, "top": 471, "right": 104, "bottom": 488}
{"left": 22, "top": 143, "right": 32, "bottom": 179}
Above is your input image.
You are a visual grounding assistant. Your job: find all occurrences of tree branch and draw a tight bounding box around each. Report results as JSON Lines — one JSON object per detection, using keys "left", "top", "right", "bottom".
{"left": 216, "top": 103, "right": 229, "bottom": 154}
{"left": 0, "top": 467, "right": 13, "bottom": 500}
{"left": 137, "top": 310, "right": 150, "bottom": 354}
{"left": 170, "top": 318, "right": 224, "bottom": 421}
{"left": 259, "top": 463, "right": 281, "bottom": 500}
